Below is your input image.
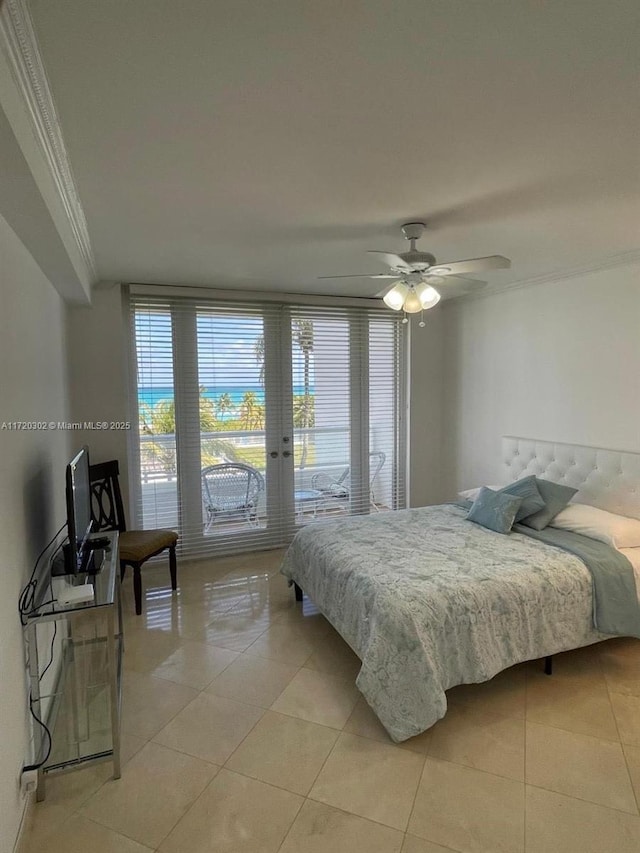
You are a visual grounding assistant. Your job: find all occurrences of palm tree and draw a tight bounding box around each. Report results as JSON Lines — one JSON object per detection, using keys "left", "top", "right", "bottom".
{"left": 253, "top": 319, "right": 314, "bottom": 466}
{"left": 240, "top": 391, "right": 264, "bottom": 430}
{"left": 215, "top": 392, "right": 233, "bottom": 421}
{"left": 292, "top": 320, "right": 314, "bottom": 468}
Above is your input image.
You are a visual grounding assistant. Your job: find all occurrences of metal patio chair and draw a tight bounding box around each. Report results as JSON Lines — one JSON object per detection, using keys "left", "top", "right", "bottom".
{"left": 201, "top": 462, "right": 265, "bottom": 531}
{"left": 310, "top": 451, "right": 386, "bottom": 513}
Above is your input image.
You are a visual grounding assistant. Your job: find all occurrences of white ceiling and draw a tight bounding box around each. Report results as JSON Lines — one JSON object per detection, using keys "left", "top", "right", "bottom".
{"left": 29, "top": 0, "right": 640, "bottom": 296}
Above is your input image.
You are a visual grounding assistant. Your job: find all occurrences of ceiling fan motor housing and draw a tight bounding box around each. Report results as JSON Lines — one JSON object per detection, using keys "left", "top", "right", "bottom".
{"left": 399, "top": 251, "right": 436, "bottom": 270}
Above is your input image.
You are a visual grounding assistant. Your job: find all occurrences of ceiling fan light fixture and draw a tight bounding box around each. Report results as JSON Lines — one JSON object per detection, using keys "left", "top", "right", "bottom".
{"left": 403, "top": 291, "right": 423, "bottom": 314}
{"left": 382, "top": 282, "right": 409, "bottom": 311}
{"left": 414, "top": 283, "right": 441, "bottom": 310}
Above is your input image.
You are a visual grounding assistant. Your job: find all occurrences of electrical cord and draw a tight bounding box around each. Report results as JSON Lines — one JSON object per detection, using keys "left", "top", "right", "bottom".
{"left": 20, "top": 523, "right": 66, "bottom": 771}
{"left": 18, "top": 524, "right": 66, "bottom": 624}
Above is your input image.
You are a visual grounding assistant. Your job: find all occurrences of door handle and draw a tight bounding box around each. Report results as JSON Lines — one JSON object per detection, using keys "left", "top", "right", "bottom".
{"left": 282, "top": 436, "right": 290, "bottom": 443}
{"left": 282, "top": 450, "right": 291, "bottom": 458}
{"left": 270, "top": 451, "right": 279, "bottom": 459}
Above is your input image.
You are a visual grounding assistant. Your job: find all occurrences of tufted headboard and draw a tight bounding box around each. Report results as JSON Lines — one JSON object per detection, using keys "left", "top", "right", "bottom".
{"left": 501, "top": 436, "right": 640, "bottom": 520}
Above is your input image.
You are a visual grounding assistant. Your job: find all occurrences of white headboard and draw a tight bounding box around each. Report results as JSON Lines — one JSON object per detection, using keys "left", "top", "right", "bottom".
{"left": 501, "top": 436, "right": 640, "bottom": 520}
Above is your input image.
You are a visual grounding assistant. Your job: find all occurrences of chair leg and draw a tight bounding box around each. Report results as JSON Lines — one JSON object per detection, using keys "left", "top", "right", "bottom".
{"left": 169, "top": 546, "right": 177, "bottom": 591}
{"left": 133, "top": 566, "right": 143, "bottom": 615}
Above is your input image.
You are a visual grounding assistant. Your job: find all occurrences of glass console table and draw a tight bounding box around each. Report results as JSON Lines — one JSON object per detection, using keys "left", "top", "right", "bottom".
{"left": 24, "top": 531, "right": 122, "bottom": 801}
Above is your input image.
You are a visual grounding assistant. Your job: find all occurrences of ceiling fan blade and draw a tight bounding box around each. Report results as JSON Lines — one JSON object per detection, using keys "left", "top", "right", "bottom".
{"left": 373, "top": 284, "right": 396, "bottom": 298}
{"left": 438, "top": 279, "right": 488, "bottom": 300}
{"left": 431, "top": 255, "right": 511, "bottom": 275}
{"left": 317, "top": 273, "right": 398, "bottom": 280}
{"left": 437, "top": 274, "right": 487, "bottom": 287}
{"left": 367, "top": 251, "right": 414, "bottom": 273}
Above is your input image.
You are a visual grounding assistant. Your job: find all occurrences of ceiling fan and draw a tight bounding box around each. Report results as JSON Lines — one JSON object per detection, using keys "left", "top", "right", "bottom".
{"left": 319, "top": 222, "right": 511, "bottom": 324}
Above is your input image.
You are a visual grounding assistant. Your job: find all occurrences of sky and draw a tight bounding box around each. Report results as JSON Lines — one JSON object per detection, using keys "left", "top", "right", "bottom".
{"left": 135, "top": 309, "right": 313, "bottom": 389}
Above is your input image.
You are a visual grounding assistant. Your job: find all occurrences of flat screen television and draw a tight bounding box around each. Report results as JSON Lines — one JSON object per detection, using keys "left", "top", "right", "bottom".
{"left": 64, "top": 446, "right": 93, "bottom": 573}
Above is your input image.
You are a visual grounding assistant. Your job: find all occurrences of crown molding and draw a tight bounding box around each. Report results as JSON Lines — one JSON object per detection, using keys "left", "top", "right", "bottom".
{"left": 446, "top": 248, "right": 640, "bottom": 306}
{"left": 0, "top": 0, "right": 97, "bottom": 281}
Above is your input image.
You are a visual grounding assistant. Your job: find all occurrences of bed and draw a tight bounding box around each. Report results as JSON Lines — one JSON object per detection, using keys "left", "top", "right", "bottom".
{"left": 280, "top": 437, "right": 640, "bottom": 742}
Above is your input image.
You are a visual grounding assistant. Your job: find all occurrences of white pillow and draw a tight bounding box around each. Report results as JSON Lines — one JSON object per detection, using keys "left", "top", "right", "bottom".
{"left": 458, "top": 485, "right": 501, "bottom": 501}
{"left": 549, "top": 503, "right": 640, "bottom": 548}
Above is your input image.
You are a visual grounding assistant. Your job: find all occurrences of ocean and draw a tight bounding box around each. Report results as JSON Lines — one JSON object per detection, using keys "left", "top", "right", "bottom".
{"left": 138, "top": 385, "right": 312, "bottom": 408}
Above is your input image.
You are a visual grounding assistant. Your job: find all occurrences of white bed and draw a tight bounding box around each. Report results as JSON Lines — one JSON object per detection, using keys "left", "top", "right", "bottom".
{"left": 281, "top": 437, "right": 640, "bottom": 741}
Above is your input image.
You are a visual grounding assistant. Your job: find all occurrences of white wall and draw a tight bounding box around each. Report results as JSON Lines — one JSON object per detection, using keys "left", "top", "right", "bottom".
{"left": 66, "top": 284, "right": 133, "bottom": 516}
{"left": 0, "top": 213, "right": 70, "bottom": 852}
{"left": 441, "top": 264, "right": 640, "bottom": 496}
{"left": 409, "top": 307, "right": 446, "bottom": 507}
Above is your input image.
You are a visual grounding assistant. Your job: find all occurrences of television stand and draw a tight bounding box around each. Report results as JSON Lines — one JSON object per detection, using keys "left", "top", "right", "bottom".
{"left": 24, "top": 531, "right": 122, "bottom": 801}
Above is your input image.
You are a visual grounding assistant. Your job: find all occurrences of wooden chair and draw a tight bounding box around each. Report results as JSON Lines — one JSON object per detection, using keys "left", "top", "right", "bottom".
{"left": 89, "top": 459, "right": 178, "bottom": 615}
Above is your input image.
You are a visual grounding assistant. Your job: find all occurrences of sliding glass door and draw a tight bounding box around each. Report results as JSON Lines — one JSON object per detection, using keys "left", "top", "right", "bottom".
{"left": 130, "top": 295, "right": 407, "bottom": 557}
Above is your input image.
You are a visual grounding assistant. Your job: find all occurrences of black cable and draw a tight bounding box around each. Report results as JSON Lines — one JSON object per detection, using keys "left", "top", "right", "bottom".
{"left": 23, "top": 694, "right": 52, "bottom": 771}
{"left": 39, "top": 622, "right": 57, "bottom": 682}
{"left": 19, "top": 530, "right": 66, "bottom": 624}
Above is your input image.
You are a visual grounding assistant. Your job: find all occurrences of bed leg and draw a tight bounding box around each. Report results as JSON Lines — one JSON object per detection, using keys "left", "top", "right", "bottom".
{"left": 294, "top": 582, "right": 303, "bottom": 602}
{"left": 544, "top": 656, "right": 553, "bottom": 676}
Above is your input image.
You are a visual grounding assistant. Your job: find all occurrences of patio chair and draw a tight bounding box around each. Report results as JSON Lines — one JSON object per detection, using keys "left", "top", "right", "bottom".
{"left": 201, "top": 462, "right": 265, "bottom": 531}
{"left": 89, "top": 459, "right": 178, "bottom": 615}
{"left": 310, "top": 451, "right": 386, "bottom": 512}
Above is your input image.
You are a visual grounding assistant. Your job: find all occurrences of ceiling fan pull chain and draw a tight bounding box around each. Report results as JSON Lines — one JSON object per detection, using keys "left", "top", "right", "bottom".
{"left": 419, "top": 310, "right": 426, "bottom": 328}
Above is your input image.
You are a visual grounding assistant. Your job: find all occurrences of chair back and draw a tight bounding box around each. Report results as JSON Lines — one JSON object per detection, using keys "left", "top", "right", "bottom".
{"left": 89, "top": 460, "right": 127, "bottom": 533}
{"left": 201, "top": 463, "right": 265, "bottom": 513}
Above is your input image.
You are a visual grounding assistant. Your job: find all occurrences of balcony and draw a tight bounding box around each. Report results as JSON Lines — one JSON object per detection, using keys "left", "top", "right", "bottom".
{"left": 138, "top": 426, "right": 394, "bottom": 532}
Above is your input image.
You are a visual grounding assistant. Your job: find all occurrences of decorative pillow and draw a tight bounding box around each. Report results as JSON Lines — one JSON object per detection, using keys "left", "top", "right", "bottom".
{"left": 458, "top": 485, "right": 501, "bottom": 501}
{"left": 520, "top": 478, "right": 578, "bottom": 530}
{"left": 497, "top": 475, "right": 546, "bottom": 522}
{"left": 550, "top": 503, "right": 640, "bottom": 548}
{"left": 467, "top": 487, "right": 523, "bottom": 534}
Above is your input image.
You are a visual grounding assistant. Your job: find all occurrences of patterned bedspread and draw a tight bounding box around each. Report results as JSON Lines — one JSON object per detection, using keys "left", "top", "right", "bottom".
{"left": 280, "top": 504, "right": 607, "bottom": 741}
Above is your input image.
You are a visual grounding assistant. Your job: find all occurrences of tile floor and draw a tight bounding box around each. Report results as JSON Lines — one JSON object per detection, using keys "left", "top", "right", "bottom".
{"left": 22, "top": 549, "right": 640, "bottom": 853}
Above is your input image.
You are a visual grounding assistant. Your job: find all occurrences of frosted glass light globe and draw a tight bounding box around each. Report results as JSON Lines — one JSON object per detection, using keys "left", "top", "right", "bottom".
{"left": 403, "top": 291, "right": 422, "bottom": 313}
{"left": 382, "top": 282, "right": 409, "bottom": 311}
{"left": 415, "top": 283, "right": 441, "bottom": 309}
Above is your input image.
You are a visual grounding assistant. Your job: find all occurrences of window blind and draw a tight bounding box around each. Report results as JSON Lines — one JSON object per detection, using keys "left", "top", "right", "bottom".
{"left": 129, "top": 291, "right": 408, "bottom": 558}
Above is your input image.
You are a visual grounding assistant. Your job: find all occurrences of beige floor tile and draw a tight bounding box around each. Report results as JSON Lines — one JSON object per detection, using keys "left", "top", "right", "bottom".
{"left": 540, "top": 645, "right": 604, "bottom": 681}
{"left": 623, "top": 744, "right": 640, "bottom": 807}
{"left": 600, "top": 650, "right": 640, "bottom": 697}
{"left": 151, "top": 640, "right": 238, "bottom": 689}
{"left": 226, "top": 710, "right": 339, "bottom": 795}
{"left": 343, "top": 697, "right": 433, "bottom": 753}
{"left": 158, "top": 768, "right": 302, "bottom": 853}
{"left": 271, "top": 667, "right": 360, "bottom": 729}
{"left": 200, "top": 608, "right": 272, "bottom": 651}
{"left": 526, "top": 785, "right": 640, "bottom": 853}
{"left": 206, "top": 653, "right": 299, "bottom": 707}
{"left": 120, "top": 732, "right": 147, "bottom": 766}
{"left": 134, "top": 600, "right": 232, "bottom": 640}
{"left": 120, "top": 671, "right": 199, "bottom": 740}
{"left": 309, "top": 732, "right": 424, "bottom": 830}
{"left": 446, "top": 665, "right": 526, "bottom": 719}
{"left": 429, "top": 704, "right": 525, "bottom": 781}
{"left": 610, "top": 692, "right": 640, "bottom": 746}
{"left": 598, "top": 637, "right": 640, "bottom": 659}
{"left": 408, "top": 758, "right": 524, "bottom": 853}
{"left": 402, "top": 835, "right": 461, "bottom": 853}
{"left": 303, "top": 628, "right": 362, "bottom": 681}
{"left": 279, "top": 799, "right": 404, "bottom": 853}
{"left": 122, "top": 628, "right": 184, "bottom": 674}
{"left": 153, "top": 692, "right": 263, "bottom": 764}
{"left": 23, "top": 764, "right": 113, "bottom": 850}
{"left": 24, "top": 813, "right": 153, "bottom": 853}
{"left": 246, "top": 619, "right": 329, "bottom": 666}
{"left": 80, "top": 742, "right": 217, "bottom": 848}
{"left": 525, "top": 721, "right": 637, "bottom": 813}
{"left": 525, "top": 671, "right": 619, "bottom": 741}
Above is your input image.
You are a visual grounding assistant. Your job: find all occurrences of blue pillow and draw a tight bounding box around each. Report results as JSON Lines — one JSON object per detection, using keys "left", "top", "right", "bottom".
{"left": 498, "top": 475, "right": 546, "bottom": 522}
{"left": 519, "top": 478, "right": 578, "bottom": 530}
{"left": 467, "top": 487, "right": 523, "bottom": 534}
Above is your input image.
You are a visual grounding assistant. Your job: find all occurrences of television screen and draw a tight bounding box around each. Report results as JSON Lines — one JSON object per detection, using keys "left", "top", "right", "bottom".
{"left": 66, "top": 446, "right": 93, "bottom": 572}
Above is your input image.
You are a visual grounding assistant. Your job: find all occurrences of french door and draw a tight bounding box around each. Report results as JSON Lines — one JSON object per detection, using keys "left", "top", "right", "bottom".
{"left": 130, "top": 294, "right": 407, "bottom": 557}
